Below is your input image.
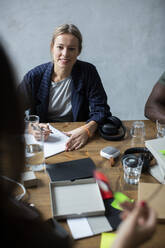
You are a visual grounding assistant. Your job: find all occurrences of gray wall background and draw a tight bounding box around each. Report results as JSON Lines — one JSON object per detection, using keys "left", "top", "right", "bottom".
{"left": 1, "top": 0, "right": 165, "bottom": 120}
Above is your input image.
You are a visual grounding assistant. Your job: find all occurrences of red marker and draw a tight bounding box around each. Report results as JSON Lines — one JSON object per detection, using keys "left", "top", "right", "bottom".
{"left": 94, "top": 170, "right": 113, "bottom": 200}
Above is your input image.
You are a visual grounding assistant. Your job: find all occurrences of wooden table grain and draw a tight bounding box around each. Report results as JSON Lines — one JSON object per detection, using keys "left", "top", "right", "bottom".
{"left": 27, "top": 120, "right": 165, "bottom": 248}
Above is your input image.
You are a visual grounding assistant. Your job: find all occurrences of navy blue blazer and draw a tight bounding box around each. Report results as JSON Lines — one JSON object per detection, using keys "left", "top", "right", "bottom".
{"left": 19, "top": 60, "right": 111, "bottom": 123}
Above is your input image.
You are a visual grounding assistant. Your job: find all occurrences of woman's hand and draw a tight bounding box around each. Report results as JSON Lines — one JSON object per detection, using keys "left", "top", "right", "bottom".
{"left": 65, "top": 127, "right": 89, "bottom": 151}
{"left": 28, "top": 123, "right": 51, "bottom": 141}
{"left": 39, "top": 123, "right": 52, "bottom": 141}
{"left": 65, "top": 121, "right": 98, "bottom": 151}
{"left": 112, "top": 201, "right": 157, "bottom": 248}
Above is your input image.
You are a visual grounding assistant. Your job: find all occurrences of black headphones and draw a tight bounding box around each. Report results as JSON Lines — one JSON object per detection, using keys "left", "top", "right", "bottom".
{"left": 121, "top": 147, "right": 154, "bottom": 172}
{"left": 99, "top": 116, "right": 126, "bottom": 141}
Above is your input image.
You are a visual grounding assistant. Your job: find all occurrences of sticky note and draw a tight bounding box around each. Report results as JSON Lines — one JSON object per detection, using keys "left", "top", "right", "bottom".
{"left": 100, "top": 232, "right": 116, "bottom": 248}
{"left": 111, "top": 192, "right": 134, "bottom": 210}
{"left": 159, "top": 149, "right": 165, "bottom": 155}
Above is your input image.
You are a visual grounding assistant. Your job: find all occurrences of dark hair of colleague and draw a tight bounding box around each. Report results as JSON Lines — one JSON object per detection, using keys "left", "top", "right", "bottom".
{"left": 0, "top": 44, "right": 72, "bottom": 248}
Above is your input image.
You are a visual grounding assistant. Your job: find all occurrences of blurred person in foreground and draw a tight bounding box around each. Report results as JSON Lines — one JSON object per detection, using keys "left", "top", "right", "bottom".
{"left": 0, "top": 43, "right": 72, "bottom": 248}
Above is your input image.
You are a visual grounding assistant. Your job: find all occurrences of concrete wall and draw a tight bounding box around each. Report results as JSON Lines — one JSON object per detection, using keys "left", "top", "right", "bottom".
{"left": 1, "top": 0, "right": 165, "bottom": 120}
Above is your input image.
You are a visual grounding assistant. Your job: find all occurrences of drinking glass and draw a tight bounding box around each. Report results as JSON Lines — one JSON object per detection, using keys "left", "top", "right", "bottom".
{"left": 130, "top": 121, "right": 145, "bottom": 138}
{"left": 156, "top": 120, "right": 165, "bottom": 138}
{"left": 24, "top": 115, "right": 45, "bottom": 171}
{"left": 24, "top": 115, "right": 39, "bottom": 130}
{"left": 123, "top": 155, "right": 143, "bottom": 184}
{"left": 130, "top": 121, "right": 145, "bottom": 145}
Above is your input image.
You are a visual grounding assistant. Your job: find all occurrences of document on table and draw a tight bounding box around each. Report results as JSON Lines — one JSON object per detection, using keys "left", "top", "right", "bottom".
{"left": 44, "top": 124, "right": 69, "bottom": 158}
{"left": 25, "top": 125, "right": 69, "bottom": 158}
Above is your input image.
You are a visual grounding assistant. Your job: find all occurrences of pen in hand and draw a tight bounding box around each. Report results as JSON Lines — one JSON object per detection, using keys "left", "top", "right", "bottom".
{"left": 41, "top": 127, "right": 53, "bottom": 134}
{"left": 31, "top": 123, "right": 53, "bottom": 141}
{"left": 31, "top": 123, "right": 53, "bottom": 133}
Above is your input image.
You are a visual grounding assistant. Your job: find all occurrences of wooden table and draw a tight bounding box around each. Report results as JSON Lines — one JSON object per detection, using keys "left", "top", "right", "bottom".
{"left": 27, "top": 120, "right": 165, "bottom": 248}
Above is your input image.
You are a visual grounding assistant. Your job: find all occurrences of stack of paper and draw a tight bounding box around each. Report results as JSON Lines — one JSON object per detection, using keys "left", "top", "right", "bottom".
{"left": 145, "top": 138, "right": 165, "bottom": 184}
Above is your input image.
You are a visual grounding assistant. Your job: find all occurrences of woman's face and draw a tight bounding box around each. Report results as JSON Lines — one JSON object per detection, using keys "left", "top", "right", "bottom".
{"left": 51, "top": 33, "right": 80, "bottom": 71}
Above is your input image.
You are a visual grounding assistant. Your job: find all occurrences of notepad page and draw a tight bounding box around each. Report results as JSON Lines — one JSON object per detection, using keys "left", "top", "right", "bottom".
{"left": 44, "top": 125, "right": 69, "bottom": 158}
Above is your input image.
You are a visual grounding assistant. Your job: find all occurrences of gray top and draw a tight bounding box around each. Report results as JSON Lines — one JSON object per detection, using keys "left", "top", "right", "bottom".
{"left": 47, "top": 76, "right": 73, "bottom": 122}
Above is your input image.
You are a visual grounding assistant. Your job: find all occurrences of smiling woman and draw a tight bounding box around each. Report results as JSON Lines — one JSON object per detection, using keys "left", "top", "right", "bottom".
{"left": 51, "top": 33, "right": 80, "bottom": 81}
{"left": 18, "top": 24, "right": 111, "bottom": 151}
{"left": 51, "top": 24, "right": 82, "bottom": 54}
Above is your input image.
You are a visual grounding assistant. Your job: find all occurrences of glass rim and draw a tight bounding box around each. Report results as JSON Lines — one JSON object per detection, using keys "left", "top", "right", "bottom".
{"left": 132, "top": 120, "right": 145, "bottom": 128}
{"left": 24, "top": 115, "right": 39, "bottom": 123}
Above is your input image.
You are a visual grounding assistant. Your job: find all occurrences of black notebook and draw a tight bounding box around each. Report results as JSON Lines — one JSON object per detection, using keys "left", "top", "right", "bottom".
{"left": 46, "top": 157, "right": 96, "bottom": 182}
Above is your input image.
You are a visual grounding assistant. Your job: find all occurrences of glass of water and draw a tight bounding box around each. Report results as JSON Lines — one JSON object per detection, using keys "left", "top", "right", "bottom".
{"left": 130, "top": 121, "right": 145, "bottom": 146}
{"left": 123, "top": 155, "right": 143, "bottom": 184}
{"left": 156, "top": 120, "right": 165, "bottom": 138}
{"left": 130, "top": 121, "right": 145, "bottom": 138}
{"left": 24, "top": 115, "right": 45, "bottom": 171}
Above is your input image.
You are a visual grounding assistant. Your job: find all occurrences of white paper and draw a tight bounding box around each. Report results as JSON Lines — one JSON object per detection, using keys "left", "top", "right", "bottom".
{"left": 25, "top": 125, "right": 69, "bottom": 158}
{"left": 44, "top": 125, "right": 69, "bottom": 158}
{"left": 67, "top": 218, "right": 93, "bottom": 239}
{"left": 145, "top": 138, "right": 165, "bottom": 183}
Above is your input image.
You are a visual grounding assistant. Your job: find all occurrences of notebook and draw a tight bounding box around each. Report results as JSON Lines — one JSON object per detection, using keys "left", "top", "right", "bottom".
{"left": 46, "top": 157, "right": 96, "bottom": 182}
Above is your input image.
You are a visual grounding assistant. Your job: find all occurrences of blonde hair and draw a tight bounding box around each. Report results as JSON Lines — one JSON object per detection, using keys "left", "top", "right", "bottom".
{"left": 50, "top": 24, "right": 82, "bottom": 54}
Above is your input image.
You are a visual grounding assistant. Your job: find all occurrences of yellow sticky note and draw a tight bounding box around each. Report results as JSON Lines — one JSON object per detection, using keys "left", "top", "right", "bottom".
{"left": 100, "top": 232, "right": 116, "bottom": 248}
